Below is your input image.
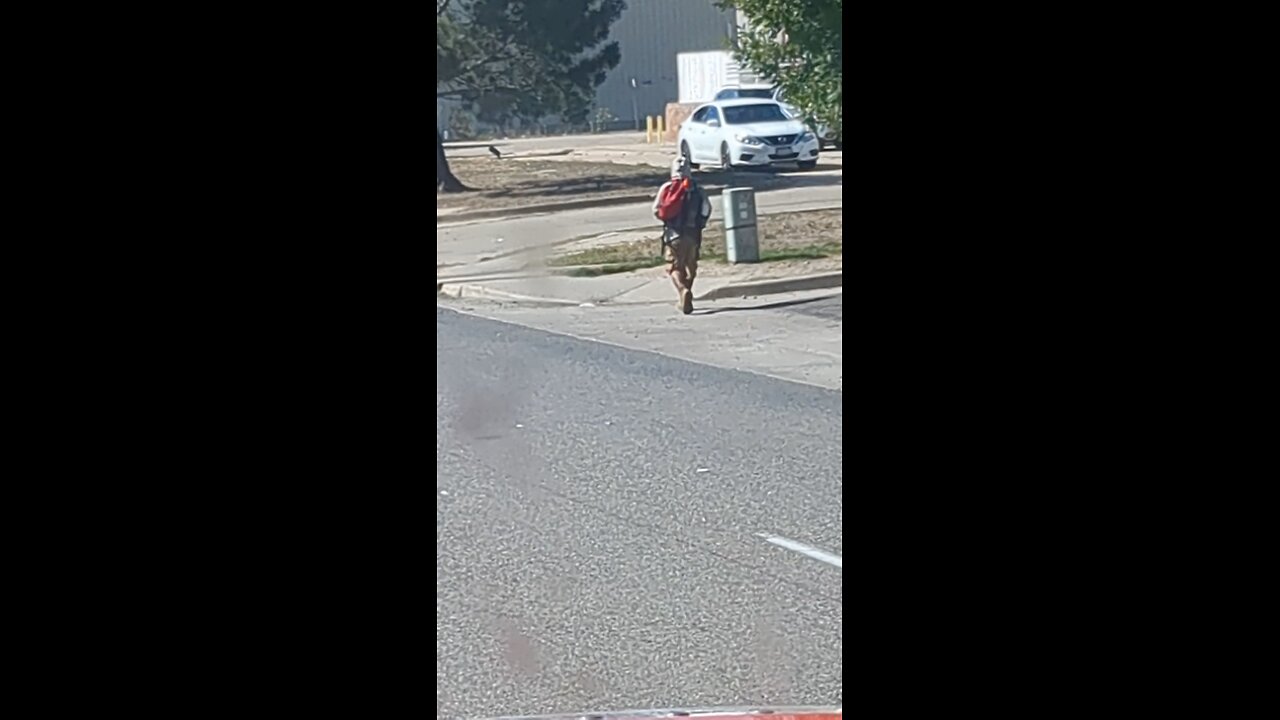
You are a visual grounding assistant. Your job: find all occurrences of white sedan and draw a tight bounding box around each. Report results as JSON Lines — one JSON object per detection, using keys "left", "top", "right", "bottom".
{"left": 713, "top": 85, "right": 840, "bottom": 150}
{"left": 678, "top": 99, "right": 820, "bottom": 171}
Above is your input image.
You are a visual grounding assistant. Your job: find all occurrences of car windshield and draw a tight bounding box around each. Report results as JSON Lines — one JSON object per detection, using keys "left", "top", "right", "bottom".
{"left": 722, "top": 103, "right": 790, "bottom": 125}
{"left": 716, "top": 88, "right": 774, "bottom": 99}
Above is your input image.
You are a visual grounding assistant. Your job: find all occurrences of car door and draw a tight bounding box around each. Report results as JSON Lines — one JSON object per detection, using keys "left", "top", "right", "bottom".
{"left": 698, "top": 106, "right": 722, "bottom": 160}
{"left": 680, "top": 105, "right": 711, "bottom": 159}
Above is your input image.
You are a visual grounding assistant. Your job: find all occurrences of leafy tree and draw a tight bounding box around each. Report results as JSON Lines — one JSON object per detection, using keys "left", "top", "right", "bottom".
{"left": 717, "top": 0, "right": 841, "bottom": 140}
{"left": 436, "top": 0, "right": 625, "bottom": 192}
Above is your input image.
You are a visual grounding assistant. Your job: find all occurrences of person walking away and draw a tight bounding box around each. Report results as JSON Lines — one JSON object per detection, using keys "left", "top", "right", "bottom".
{"left": 652, "top": 156, "right": 711, "bottom": 314}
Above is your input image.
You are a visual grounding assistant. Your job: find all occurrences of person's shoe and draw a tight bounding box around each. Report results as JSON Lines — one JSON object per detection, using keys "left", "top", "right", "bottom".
{"left": 680, "top": 289, "right": 694, "bottom": 315}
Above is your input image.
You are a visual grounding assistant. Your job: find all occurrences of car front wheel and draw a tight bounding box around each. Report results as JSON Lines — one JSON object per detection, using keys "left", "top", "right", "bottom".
{"left": 720, "top": 142, "right": 732, "bottom": 170}
{"left": 680, "top": 141, "right": 699, "bottom": 170}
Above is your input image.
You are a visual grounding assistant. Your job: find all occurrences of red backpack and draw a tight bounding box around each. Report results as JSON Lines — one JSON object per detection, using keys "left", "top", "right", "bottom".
{"left": 656, "top": 178, "right": 689, "bottom": 222}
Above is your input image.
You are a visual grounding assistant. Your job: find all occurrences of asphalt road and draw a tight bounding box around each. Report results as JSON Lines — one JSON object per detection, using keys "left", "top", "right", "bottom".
{"left": 784, "top": 295, "right": 842, "bottom": 322}
{"left": 437, "top": 307, "right": 843, "bottom": 718}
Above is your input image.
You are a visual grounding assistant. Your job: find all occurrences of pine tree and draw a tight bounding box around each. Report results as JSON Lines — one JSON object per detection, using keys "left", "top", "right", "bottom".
{"left": 436, "top": 0, "right": 625, "bottom": 192}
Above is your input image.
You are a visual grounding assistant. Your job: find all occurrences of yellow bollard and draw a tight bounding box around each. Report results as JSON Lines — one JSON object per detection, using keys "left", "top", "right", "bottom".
{"left": 645, "top": 116, "right": 655, "bottom": 143}
{"left": 657, "top": 115, "right": 666, "bottom": 143}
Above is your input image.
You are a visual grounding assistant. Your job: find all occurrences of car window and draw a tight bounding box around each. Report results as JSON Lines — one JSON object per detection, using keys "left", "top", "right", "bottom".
{"left": 738, "top": 89, "right": 773, "bottom": 99}
{"left": 722, "top": 103, "right": 789, "bottom": 125}
{"left": 705, "top": 107, "right": 720, "bottom": 124}
{"left": 691, "top": 107, "right": 708, "bottom": 123}
{"left": 714, "top": 89, "right": 738, "bottom": 100}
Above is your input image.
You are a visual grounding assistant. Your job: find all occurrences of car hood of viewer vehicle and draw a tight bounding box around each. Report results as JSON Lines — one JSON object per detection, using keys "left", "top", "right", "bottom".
{"left": 482, "top": 707, "right": 841, "bottom": 720}
{"left": 727, "top": 119, "right": 809, "bottom": 139}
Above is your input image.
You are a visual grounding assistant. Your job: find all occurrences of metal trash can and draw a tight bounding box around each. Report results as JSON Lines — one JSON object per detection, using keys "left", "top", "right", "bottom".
{"left": 722, "top": 187, "right": 759, "bottom": 263}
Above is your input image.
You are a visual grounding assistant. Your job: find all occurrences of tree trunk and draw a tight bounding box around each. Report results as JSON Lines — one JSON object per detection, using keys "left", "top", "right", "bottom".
{"left": 436, "top": 129, "right": 470, "bottom": 192}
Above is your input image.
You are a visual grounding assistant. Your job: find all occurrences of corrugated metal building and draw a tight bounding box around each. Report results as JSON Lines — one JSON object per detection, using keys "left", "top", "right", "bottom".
{"left": 593, "top": 0, "right": 738, "bottom": 129}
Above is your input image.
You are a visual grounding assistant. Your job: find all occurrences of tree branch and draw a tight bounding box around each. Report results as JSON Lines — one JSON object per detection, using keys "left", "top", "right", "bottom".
{"left": 453, "top": 36, "right": 517, "bottom": 82}
{"left": 436, "top": 0, "right": 451, "bottom": 17}
{"left": 437, "top": 85, "right": 528, "bottom": 99}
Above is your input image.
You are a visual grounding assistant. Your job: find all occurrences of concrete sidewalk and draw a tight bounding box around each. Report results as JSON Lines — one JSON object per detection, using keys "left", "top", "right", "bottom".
{"left": 439, "top": 287, "right": 845, "bottom": 390}
{"left": 438, "top": 262, "right": 842, "bottom": 307}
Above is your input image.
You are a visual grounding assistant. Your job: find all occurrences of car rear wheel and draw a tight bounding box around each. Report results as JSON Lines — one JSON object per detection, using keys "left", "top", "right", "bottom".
{"left": 680, "top": 141, "right": 699, "bottom": 170}
{"left": 720, "top": 142, "right": 732, "bottom": 170}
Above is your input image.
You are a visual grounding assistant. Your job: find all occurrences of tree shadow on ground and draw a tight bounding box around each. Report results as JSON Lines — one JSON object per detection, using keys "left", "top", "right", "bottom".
{"left": 480, "top": 171, "right": 664, "bottom": 199}
{"left": 479, "top": 165, "right": 841, "bottom": 200}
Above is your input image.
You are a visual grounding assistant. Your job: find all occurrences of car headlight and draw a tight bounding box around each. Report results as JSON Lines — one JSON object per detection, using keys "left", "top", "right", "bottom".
{"left": 797, "top": 131, "right": 816, "bottom": 143}
{"left": 734, "top": 134, "right": 764, "bottom": 145}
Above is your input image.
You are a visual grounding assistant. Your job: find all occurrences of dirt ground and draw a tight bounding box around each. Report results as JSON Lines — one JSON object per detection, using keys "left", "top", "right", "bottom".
{"left": 550, "top": 208, "right": 842, "bottom": 270}
{"left": 438, "top": 158, "right": 661, "bottom": 212}
{"left": 437, "top": 157, "right": 822, "bottom": 213}
{"left": 702, "top": 208, "right": 842, "bottom": 258}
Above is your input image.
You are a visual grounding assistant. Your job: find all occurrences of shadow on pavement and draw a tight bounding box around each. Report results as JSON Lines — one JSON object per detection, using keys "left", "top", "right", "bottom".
{"left": 694, "top": 292, "right": 841, "bottom": 315}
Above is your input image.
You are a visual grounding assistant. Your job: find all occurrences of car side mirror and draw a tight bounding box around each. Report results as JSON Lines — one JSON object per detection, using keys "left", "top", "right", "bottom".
{"left": 707, "top": 119, "right": 720, "bottom": 128}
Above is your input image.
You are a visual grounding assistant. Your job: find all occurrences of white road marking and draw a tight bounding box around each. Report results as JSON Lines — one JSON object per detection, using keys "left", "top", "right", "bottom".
{"left": 758, "top": 533, "right": 842, "bottom": 569}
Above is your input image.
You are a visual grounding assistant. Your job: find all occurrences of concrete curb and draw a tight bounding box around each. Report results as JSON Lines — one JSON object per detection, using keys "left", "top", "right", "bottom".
{"left": 438, "top": 269, "right": 843, "bottom": 308}
{"left": 437, "top": 282, "right": 583, "bottom": 306}
{"left": 438, "top": 192, "right": 654, "bottom": 224}
{"left": 437, "top": 272, "right": 548, "bottom": 284}
{"left": 697, "top": 270, "right": 843, "bottom": 301}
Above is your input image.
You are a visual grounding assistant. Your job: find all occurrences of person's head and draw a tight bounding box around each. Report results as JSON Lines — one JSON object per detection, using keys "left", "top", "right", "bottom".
{"left": 670, "top": 155, "right": 691, "bottom": 179}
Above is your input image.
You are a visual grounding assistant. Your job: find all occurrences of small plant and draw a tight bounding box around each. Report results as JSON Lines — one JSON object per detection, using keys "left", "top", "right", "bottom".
{"left": 589, "top": 106, "right": 617, "bottom": 133}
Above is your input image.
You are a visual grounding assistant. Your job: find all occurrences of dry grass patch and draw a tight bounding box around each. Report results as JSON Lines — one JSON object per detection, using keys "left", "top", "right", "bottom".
{"left": 548, "top": 208, "right": 842, "bottom": 272}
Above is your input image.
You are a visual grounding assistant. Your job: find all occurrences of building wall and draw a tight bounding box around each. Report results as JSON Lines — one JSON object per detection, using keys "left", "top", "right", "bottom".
{"left": 593, "top": 0, "right": 736, "bottom": 129}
